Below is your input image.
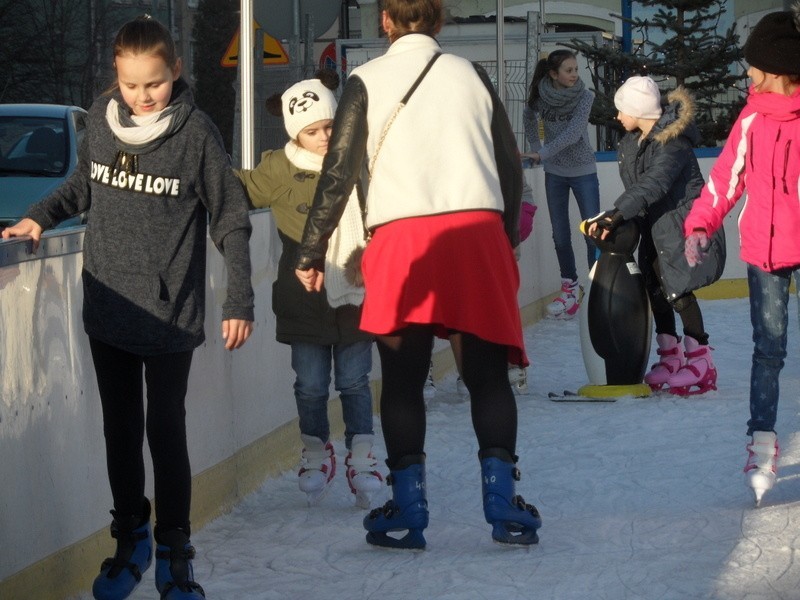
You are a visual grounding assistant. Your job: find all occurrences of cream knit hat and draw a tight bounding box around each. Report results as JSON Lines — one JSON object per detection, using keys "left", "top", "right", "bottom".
{"left": 614, "top": 76, "right": 663, "bottom": 120}
{"left": 281, "top": 79, "right": 337, "bottom": 140}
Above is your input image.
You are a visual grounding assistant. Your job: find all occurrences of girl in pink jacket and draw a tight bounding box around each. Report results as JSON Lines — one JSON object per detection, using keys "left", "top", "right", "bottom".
{"left": 683, "top": 6, "right": 800, "bottom": 507}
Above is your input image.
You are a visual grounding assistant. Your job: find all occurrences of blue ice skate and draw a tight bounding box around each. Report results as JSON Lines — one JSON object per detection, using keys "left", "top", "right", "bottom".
{"left": 155, "top": 529, "right": 205, "bottom": 599}
{"left": 92, "top": 499, "right": 152, "bottom": 600}
{"left": 480, "top": 448, "right": 542, "bottom": 545}
{"left": 364, "top": 455, "right": 428, "bottom": 550}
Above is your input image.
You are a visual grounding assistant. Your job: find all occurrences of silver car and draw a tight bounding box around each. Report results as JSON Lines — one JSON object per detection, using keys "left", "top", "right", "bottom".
{"left": 0, "top": 103, "right": 87, "bottom": 230}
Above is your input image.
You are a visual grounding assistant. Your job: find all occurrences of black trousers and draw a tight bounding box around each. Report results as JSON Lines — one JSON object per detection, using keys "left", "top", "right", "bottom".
{"left": 376, "top": 325, "right": 517, "bottom": 469}
{"left": 89, "top": 338, "right": 194, "bottom": 534}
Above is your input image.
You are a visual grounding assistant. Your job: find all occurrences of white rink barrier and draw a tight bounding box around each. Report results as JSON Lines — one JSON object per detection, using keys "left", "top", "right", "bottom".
{"left": 0, "top": 155, "right": 744, "bottom": 598}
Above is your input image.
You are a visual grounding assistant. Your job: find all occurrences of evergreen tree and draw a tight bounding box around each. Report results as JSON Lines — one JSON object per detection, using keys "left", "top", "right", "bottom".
{"left": 567, "top": 0, "right": 747, "bottom": 147}
{"left": 193, "top": 0, "right": 238, "bottom": 153}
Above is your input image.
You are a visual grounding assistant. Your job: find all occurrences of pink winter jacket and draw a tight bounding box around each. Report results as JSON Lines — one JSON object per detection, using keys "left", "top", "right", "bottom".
{"left": 684, "top": 87, "right": 800, "bottom": 272}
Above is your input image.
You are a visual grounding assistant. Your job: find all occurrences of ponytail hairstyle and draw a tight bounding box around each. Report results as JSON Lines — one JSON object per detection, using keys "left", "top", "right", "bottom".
{"left": 112, "top": 15, "right": 179, "bottom": 75}
{"left": 527, "top": 49, "right": 577, "bottom": 108}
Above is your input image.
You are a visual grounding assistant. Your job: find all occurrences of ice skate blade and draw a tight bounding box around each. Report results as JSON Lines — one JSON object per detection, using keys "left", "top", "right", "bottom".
{"left": 547, "top": 311, "right": 577, "bottom": 321}
{"left": 350, "top": 473, "right": 383, "bottom": 509}
{"left": 158, "top": 579, "right": 206, "bottom": 600}
{"left": 354, "top": 490, "right": 376, "bottom": 510}
{"left": 668, "top": 383, "right": 717, "bottom": 397}
{"left": 490, "top": 522, "right": 540, "bottom": 546}
{"left": 303, "top": 483, "right": 333, "bottom": 507}
{"left": 366, "top": 529, "right": 426, "bottom": 550}
{"left": 747, "top": 473, "right": 774, "bottom": 508}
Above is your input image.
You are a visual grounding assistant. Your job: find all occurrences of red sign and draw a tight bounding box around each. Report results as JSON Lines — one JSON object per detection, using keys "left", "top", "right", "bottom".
{"left": 319, "top": 42, "right": 336, "bottom": 72}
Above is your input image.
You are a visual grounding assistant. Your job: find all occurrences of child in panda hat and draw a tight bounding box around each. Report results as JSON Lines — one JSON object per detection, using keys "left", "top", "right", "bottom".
{"left": 683, "top": 3, "right": 800, "bottom": 507}
{"left": 235, "top": 71, "right": 382, "bottom": 509}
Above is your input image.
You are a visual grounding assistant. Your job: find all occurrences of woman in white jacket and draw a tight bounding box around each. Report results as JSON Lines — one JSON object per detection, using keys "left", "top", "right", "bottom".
{"left": 294, "top": 0, "right": 541, "bottom": 550}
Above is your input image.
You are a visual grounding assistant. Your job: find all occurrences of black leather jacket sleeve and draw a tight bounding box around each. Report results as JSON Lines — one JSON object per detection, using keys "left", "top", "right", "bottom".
{"left": 294, "top": 76, "right": 369, "bottom": 272}
{"left": 474, "top": 63, "right": 523, "bottom": 248}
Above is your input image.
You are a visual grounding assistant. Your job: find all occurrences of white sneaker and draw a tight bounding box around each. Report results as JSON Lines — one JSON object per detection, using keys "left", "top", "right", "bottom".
{"left": 423, "top": 362, "right": 436, "bottom": 401}
{"left": 298, "top": 434, "right": 336, "bottom": 506}
{"left": 508, "top": 364, "right": 528, "bottom": 394}
{"left": 345, "top": 434, "right": 384, "bottom": 509}
{"left": 546, "top": 278, "right": 583, "bottom": 320}
{"left": 744, "top": 431, "right": 779, "bottom": 507}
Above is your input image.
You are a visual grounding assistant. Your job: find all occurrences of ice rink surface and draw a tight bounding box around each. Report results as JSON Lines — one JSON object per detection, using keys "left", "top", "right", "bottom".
{"left": 82, "top": 297, "right": 800, "bottom": 600}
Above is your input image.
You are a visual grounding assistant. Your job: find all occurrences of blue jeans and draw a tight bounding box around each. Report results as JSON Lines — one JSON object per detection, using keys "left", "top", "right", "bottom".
{"left": 545, "top": 172, "right": 600, "bottom": 281}
{"left": 291, "top": 340, "right": 374, "bottom": 449}
{"left": 746, "top": 264, "right": 800, "bottom": 435}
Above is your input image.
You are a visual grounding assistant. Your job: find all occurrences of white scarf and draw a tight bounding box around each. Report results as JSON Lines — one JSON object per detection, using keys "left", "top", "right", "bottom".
{"left": 285, "top": 142, "right": 366, "bottom": 308}
{"left": 106, "top": 99, "right": 172, "bottom": 148}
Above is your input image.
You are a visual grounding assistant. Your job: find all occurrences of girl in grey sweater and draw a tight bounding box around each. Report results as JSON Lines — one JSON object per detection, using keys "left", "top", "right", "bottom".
{"left": 2, "top": 16, "right": 253, "bottom": 600}
{"left": 523, "top": 50, "right": 600, "bottom": 319}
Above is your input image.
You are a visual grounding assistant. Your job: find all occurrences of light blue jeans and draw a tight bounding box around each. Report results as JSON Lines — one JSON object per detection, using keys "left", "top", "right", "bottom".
{"left": 545, "top": 172, "right": 600, "bottom": 281}
{"left": 746, "top": 264, "right": 800, "bottom": 435}
{"left": 291, "top": 340, "right": 374, "bottom": 449}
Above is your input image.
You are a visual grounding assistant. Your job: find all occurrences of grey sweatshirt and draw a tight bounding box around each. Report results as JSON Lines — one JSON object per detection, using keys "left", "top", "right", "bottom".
{"left": 523, "top": 89, "right": 597, "bottom": 178}
{"left": 26, "top": 80, "right": 254, "bottom": 354}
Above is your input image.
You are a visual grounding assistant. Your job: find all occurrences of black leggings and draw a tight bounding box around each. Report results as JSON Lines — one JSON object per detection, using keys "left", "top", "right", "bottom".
{"left": 89, "top": 338, "right": 194, "bottom": 533}
{"left": 376, "top": 325, "right": 517, "bottom": 469}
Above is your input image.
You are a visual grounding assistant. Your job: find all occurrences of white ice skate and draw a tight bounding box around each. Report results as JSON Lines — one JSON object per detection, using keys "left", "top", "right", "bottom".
{"left": 508, "top": 364, "right": 528, "bottom": 394}
{"left": 423, "top": 362, "right": 436, "bottom": 406}
{"left": 546, "top": 278, "right": 583, "bottom": 320}
{"left": 298, "top": 434, "right": 336, "bottom": 506}
{"left": 345, "top": 434, "right": 384, "bottom": 509}
{"left": 744, "top": 431, "right": 779, "bottom": 507}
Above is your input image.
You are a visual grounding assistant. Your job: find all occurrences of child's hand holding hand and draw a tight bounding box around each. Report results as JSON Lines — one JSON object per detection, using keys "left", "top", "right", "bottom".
{"left": 295, "top": 268, "right": 324, "bottom": 292}
{"left": 685, "top": 229, "right": 710, "bottom": 267}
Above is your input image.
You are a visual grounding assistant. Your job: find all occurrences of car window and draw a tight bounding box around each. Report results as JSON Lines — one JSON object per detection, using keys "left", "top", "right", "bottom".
{"left": 0, "top": 116, "right": 68, "bottom": 176}
{"left": 72, "top": 111, "right": 87, "bottom": 147}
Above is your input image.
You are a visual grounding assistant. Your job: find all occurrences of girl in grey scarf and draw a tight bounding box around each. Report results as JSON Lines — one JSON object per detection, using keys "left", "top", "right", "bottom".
{"left": 522, "top": 49, "right": 600, "bottom": 320}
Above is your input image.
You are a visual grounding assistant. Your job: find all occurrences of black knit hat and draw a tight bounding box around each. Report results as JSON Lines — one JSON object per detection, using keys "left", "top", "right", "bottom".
{"left": 744, "top": 4, "right": 800, "bottom": 76}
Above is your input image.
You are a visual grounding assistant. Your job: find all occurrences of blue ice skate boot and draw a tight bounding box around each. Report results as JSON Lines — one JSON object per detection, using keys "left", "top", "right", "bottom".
{"left": 363, "top": 454, "right": 428, "bottom": 550}
{"left": 154, "top": 528, "right": 205, "bottom": 599}
{"left": 480, "top": 448, "right": 542, "bottom": 545}
{"left": 92, "top": 498, "right": 153, "bottom": 600}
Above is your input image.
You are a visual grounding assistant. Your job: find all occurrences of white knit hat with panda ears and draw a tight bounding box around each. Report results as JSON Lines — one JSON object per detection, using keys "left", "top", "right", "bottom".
{"left": 281, "top": 79, "right": 337, "bottom": 140}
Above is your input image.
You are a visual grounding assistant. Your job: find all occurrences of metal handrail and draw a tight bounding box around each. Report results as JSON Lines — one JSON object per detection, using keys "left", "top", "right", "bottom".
{"left": 0, "top": 226, "right": 84, "bottom": 268}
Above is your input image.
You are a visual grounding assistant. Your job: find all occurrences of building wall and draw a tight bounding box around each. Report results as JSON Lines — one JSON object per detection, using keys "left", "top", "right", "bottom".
{"left": 733, "top": 0, "right": 785, "bottom": 19}
{"left": 733, "top": 0, "right": 788, "bottom": 49}
{"left": 356, "top": 0, "right": 621, "bottom": 38}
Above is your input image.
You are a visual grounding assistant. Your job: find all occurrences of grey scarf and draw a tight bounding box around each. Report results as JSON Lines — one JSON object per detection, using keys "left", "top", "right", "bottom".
{"left": 537, "top": 77, "right": 586, "bottom": 115}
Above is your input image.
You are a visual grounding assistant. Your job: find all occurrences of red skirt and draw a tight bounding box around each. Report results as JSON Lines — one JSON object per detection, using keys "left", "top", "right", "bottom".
{"left": 360, "top": 211, "right": 528, "bottom": 366}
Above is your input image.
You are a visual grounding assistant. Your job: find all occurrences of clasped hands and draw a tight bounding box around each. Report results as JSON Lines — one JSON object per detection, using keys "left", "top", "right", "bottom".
{"left": 684, "top": 229, "right": 710, "bottom": 267}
